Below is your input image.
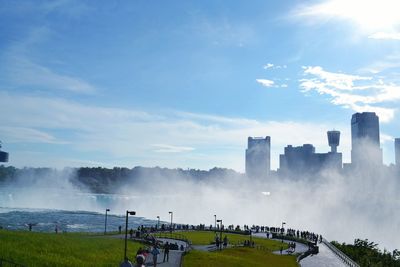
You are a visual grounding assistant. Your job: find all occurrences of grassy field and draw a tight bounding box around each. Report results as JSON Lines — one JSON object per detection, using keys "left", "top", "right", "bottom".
{"left": 161, "top": 230, "right": 289, "bottom": 251}
{"left": 183, "top": 247, "right": 298, "bottom": 267}
{"left": 176, "top": 231, "right": 297, "bottom": 267}
{"left": 1, "top": 229, "right": 299, "bottom": 266}
{"left": 0, "top": 230, "right": 141, "bottom": 266}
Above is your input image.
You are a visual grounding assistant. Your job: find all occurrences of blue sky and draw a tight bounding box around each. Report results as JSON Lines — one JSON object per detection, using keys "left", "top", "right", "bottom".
{"left": 1, "top": 0, "right": 400, "bottom": 170}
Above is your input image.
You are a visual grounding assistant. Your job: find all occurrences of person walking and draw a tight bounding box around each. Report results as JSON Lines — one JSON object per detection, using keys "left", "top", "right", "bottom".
{"left": 150, "top": 245, "right": 160, "bottom": 267}
{"left": 163, "top": 242, "right": 170, "bottom": 262}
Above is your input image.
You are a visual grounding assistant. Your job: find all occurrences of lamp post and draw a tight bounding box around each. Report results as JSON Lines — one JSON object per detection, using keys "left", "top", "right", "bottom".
{"left": 214, "top": 214, "right": 216, "bottom": 230}
{"left": 216, "top": 219, "right": 222, "bottom": 250}
{"left": 169, "top": 211, "right": 173, "bottom": 233}
{"left": 124, "top": 210, "right": 136, "bottom": 261}
{"left": 104, "top": 208, "right": 110, "bottom": 235}
{"left": 157, "top": 216, "right": 160, "bottom": 230}
{"left": 281, "top": 222, "right": 286, "bottom": 243}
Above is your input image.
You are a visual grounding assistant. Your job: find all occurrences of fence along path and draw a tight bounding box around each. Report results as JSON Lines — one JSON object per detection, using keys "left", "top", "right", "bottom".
{"left": 322, "top": 239, "right": 360, "bottom": 267}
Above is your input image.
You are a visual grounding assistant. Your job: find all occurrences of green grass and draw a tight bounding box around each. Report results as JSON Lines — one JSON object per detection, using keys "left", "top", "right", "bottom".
{"left": 178, "top": 231, "right": 288, "bottom": 251}
{"left": 183, "top": 247, "right": 298, "bottom": 267}
{"left": 0, "top": 230, "right": 141, "bottom": 266}
{"left": 179, "top": 231, "right": 297, "bottom": 267}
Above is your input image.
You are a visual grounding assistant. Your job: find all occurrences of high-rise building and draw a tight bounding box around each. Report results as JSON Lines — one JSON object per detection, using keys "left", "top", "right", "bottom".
{"left": 278, "top": 140, "right": 342, "bottom": 178}
{"left": 395, "top": 138, "right": 400, "bottom": 167}
{"left": 351, "top": 112, "right": 382, "bottom": 166}
{"left": 245, "top": 136, "right": 270, "bottom": 178}
{"left": 0, "top": 141, "right": 8, "bottom": 162}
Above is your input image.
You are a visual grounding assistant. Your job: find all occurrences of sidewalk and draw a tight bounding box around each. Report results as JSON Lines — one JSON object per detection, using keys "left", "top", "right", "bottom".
{"left": 252, "top": 232, "right": 309, "bottom": 255}
{"left": 299, "top": 242, "right": 347, "bottom": 267}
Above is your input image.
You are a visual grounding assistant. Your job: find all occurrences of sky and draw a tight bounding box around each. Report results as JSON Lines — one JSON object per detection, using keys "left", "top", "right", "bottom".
{"left": 1, "top": 0, "right": 400, "bottom": 171}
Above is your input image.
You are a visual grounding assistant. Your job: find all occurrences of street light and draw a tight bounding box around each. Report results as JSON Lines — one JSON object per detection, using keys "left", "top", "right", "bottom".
{"left": 216, "top": 219, "right": 222, "bottom": 250}
{"left": 157, "top": 216, "right": 160, "bottom": 230}
{"left": 104, "top": 208, "right": 110, "bottom": 235}
{"left": 169, "top": 211, "right": 173, "bottom": 233}
{"left": 214, "top": 214, "right": 216, "bottom": 230}
{"left": 124, "top": 210, "right": 136, "bottom": 261}
{"left": 281, "top": 222, "right": 286, "bottom": 243}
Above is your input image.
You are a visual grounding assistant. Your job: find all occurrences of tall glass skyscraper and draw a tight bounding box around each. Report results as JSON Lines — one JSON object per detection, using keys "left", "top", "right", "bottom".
{"left": 245, "top": 136, "right": 270, "bottom": 178}
{"left": 395, "top": 138, "right": 400, "bottom": 167}
{"left": 351, "top": 112, "right": 382, "bottom": 166}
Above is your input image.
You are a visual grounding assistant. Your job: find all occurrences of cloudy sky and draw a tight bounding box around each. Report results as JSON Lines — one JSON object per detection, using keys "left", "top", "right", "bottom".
{"left": 1, "top": 0, "right": 400, "bottom": 170}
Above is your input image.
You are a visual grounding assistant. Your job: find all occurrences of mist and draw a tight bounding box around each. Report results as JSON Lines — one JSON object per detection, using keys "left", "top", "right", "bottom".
{"left": 1, "top": 158, "right": 399, "bottom": 251}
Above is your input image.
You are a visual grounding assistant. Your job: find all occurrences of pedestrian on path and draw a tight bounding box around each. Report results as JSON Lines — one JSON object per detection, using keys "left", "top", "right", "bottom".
{"left": 151, "top": 245, "right": 160, "bottom": 267}
{"left": 135, "top": 255, "right": 145, "bottom": 267}
{"left": 163, "top": 242, "right": 170, "bottom": 262}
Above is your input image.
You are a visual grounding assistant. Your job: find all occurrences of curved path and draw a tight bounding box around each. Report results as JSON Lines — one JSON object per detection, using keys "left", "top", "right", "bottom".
{"left": 107, "top": 234, "right": 187, "bottom": 267}
{"left": 145, "top": 238, "right": 187, "bottom": 267}
{"left": 299, "top": 242, "right": 347, "bottom": 267}
{"left": 252, "top": 232, "right": 309, "bottom": 255}
{"left": 252, "top": 232, "right": 348, "bottom": 266}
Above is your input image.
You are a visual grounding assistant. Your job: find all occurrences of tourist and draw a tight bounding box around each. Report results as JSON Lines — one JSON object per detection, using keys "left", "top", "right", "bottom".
{"left": 120, "top": 259, "right": 133, "bottom": 267}
{"left": 150, "top": 245, "right": 160, "bottom": 267}
{"left": 135, "top": 255, "right": 145, "bottom": 267}
{"left": 163, "top": 242, "right": 170, "bottom": 262}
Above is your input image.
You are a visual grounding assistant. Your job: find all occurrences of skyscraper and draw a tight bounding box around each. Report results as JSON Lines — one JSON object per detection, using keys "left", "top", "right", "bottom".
{"left": 351, "top": 112, "right": 382, "bottom": 166}
{"left": 0, "top": 141, "right": 8, "bottom": 162}
{"left": 395, "top": 138, "right": 400, "bottom": 167}
{"left": 278, "top": 138, "right": 342, "bottom": 178}
{"left": 245, "top": 136, "right": 270, "bottom": 178}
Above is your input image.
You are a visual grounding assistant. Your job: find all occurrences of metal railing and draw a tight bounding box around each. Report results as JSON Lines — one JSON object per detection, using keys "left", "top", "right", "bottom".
{"left": 323, "top": 239, "right": 360, "bottom": 267}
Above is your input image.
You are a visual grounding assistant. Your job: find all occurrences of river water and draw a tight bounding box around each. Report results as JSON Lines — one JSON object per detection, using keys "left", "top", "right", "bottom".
{"left": 0, "top": 188, "right": 161, "bottom": 233}
{"left": 0, "top": 207, "right": 158, "bottom": 233}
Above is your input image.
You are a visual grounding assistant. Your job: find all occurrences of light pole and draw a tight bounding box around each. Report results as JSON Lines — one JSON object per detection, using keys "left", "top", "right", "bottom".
{"left": 217, "top": 219, "right": 222, "bottom": 250}
{"left": 124, "top": 210, "right": 136, "bottom": 261}
{"left": 104, "top": 208, "right": 110, "bottom": 235}
{"left": 169, "top": 211, "right": 173, "bottom": 233}
{"left": 281, "top": 222, "right": 286, "bottom": 243}
{"left": 157, "top": 216, "right": 160, "bottom": 230}
{"left": 214, "top": 214, "right": 216, "bottom": 230}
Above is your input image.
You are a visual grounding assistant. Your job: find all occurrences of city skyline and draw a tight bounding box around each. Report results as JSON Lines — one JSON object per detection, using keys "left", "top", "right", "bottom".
{"left": 1, "top": 0, "right": 400, "bottom": 171}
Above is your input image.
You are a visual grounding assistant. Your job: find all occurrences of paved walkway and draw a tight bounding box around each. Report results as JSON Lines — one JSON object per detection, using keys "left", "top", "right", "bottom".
{"left": 252, "top": 232, "right": 309, "bottom": 255}
{"left": 109, "top": 234, "right": 187, "bottom": 267}
{"left": 299, "top": 242, "right": 347, "bottom": 267}
{"left": 144, "top": 238, "right": 187, "bottom": 267}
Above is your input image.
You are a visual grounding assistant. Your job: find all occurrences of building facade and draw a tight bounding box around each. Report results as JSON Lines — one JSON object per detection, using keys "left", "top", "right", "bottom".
{"left": 395, "top": 138, "right": 400, "bottom": 167}
{"left": 0, "top": 141, "right": 8, "bottom": 162}
{"left": 351, "top": 112, "right": 382, "bottom": 166}
{"left": 245, "top": 136, "right": 270, "bottom": 178}
{"left": 279, "top": 142, "right": 342, "bottom": 177}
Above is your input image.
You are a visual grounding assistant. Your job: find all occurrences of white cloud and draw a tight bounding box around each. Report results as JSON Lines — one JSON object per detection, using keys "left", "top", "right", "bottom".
{"left": 0, "top": 126, "right": 61, "bottom": 144}
{"left": 368, "top": 32, "right": 400, "bottom": 40}
{"left": 293, "top": 0, "right": 400, "bottom": 32}
{"left": 0, "top": 91, "right": 353, "bottom": 170}
{"left": 2, "top": 26, "right": 96, "bottom": 94}
{"left": 359, "top": 52, "right": 400, "bottom": 74}
{"left": 152, "top": 144, "right": 195, "bottom": 153}
{"left": 8, "top": 57, "right": 96, "bottom": 94}
{"left": 300, "top": 66, "right": 400, "bottom": 122}
{"left": 263, "top": 63, "right": 287, "bottom": 70}
{"left": 256, "top": 79, "right": 275, "bottom": 87}
{"left": 263, "top": 63, "right": 274, "bottom": 69}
